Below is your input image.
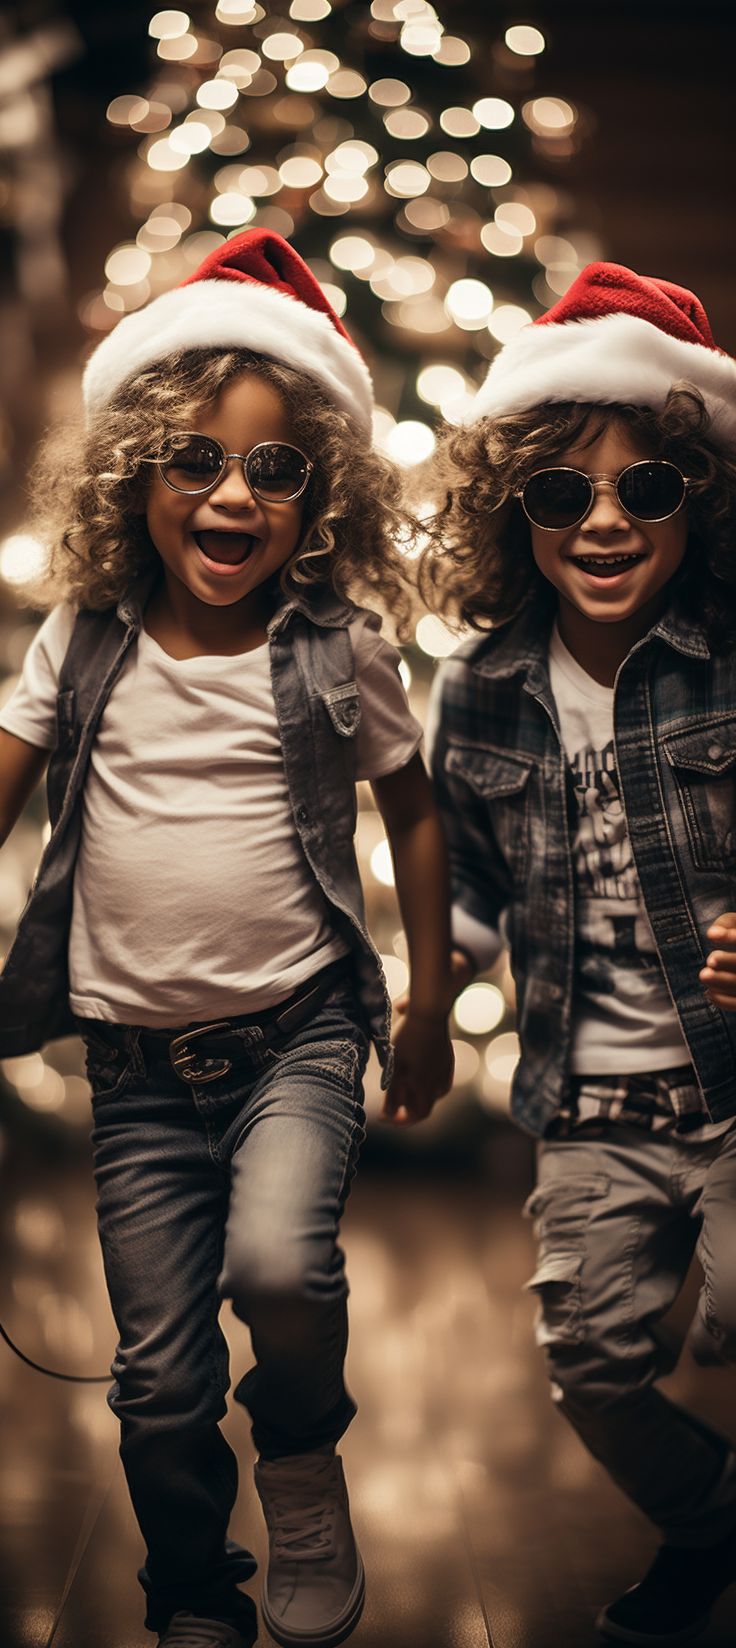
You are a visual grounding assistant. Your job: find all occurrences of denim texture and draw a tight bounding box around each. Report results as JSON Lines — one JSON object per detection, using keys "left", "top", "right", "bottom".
{"left": 431, "top": 600, "right": 736, "bottom": 1134}
{"left": 0, "top": 573, "right": 391, "bottom": 1073}
{"left": 525, "top": 1121, "right": 736, "bottom": 1545}
{"left": 81, "top": 982, "right": 369, "bottom": 1634}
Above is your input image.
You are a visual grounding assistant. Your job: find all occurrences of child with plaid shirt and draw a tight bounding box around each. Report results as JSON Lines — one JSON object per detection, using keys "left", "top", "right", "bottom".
{"left": 426, "top": 263, "right": 736, "bottom": 1646}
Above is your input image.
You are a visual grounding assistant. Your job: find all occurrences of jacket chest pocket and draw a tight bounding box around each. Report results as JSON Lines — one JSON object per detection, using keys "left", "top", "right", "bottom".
{"left": 446, "top": 740, "right": 534, "bottom": 884}
{"left": 663, "top": 720, "right": 736, "bottom": 871}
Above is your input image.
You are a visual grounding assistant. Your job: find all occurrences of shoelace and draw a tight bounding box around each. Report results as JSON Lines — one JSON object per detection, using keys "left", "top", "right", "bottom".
{"left": 159, "top": 1614, "right": 244, "bottom": 1648}
{"left": 267, "top": 1493, "right": 337, "bottom": 1560}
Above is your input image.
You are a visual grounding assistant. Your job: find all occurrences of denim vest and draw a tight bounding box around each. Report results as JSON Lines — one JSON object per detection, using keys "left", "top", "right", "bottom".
{"left": 432, "top": 602, "right": 736, "bottom": 1135}
{"left": 0, "top": 575, "right": 391, "bottom": 1072}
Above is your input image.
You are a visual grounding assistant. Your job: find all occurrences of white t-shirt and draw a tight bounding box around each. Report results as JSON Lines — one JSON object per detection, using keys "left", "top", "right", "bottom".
{"left": 548, "top": 623, "right": 689, "bottom": 1074}
{"left": 0, "top": 604, "right": 422, "bottom": 1026}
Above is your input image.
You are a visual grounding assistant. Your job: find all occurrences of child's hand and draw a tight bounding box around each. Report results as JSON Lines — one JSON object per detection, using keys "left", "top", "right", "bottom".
{"left": 381, "top": 1008, "right": 455, "bottom": 1126}
{"left": 700, "top": 913, "right": 736, "bottom": 1009}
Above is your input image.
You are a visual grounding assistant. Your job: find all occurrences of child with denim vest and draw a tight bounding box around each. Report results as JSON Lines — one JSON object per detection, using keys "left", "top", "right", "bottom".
{"left": 0, "top": 230, "right": 455, "bottom": 1648}
{"left": 426, "top": 264, "right": 736, "bottom": 1646}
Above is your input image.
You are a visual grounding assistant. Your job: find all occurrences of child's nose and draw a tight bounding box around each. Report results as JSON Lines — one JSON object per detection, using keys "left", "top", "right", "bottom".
{"left": 209, "top": 456, "right": 258, "bottom": 508}
{"left": 581, "top": 480, "right": 630, "bottom": 533}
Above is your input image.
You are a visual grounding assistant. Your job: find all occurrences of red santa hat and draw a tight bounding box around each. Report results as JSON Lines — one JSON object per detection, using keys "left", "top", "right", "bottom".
{"left": 82, "top": 227, "right": 374, "bottom": 433}
{"left": 471, "top": 261, "right": 736, "bottom": 446}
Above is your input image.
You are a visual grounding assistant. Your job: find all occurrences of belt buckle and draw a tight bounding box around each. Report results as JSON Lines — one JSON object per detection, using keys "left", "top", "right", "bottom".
{"left": 169, "top": 1021, "right": 233, "bottom": 1084}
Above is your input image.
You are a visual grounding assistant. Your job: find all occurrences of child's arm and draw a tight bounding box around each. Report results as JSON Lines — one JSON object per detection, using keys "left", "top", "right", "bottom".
{"left": 700, "top": 913, "right": 736, "bottom": 1008}
{"left": 0, "top": 729, "right": 49, "bottom": 968}
{"left": 0, "top": 728, "right": 49, "bottom": 849}
{"left": 371, "top": 751, "right": 455, "bottom": 1125}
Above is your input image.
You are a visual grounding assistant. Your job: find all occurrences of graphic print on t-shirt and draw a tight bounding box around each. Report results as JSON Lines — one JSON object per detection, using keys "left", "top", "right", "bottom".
{"left": 570, "top": 737, "right": 663, "bottom": 998}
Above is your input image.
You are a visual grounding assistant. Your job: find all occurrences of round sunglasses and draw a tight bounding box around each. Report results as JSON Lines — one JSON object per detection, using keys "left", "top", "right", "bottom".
{"left": 517, "top": 461, "right": 690, "bottom": 531}
{"left": 151, "top": 434, "right": 314, "bottom": 502}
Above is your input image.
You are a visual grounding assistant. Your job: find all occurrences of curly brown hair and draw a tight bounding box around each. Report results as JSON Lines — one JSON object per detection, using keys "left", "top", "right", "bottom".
{"left": 23, "top": 346, "right": 415, "bottom": 636}
{"left": 419, "top": 388, "right": 736, "bottom": 646}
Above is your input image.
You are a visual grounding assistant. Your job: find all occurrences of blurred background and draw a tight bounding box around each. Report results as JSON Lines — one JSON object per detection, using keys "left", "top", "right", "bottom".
{"left": 1, "top": 3, "right": 736, "bottom": 1646}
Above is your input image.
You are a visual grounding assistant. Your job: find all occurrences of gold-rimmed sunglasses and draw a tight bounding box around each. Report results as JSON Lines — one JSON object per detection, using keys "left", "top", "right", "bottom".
{"left": 146, "top": 434, "right": 314, "bottom": 503}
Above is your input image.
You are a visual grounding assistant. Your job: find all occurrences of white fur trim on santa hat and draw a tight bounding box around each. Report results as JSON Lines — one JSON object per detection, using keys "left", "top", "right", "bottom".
{"left": 471, "top": 311, "right": 736, "bottom": 447}
{"left": 82, "top": 278, "right": 374, "bottom": 433}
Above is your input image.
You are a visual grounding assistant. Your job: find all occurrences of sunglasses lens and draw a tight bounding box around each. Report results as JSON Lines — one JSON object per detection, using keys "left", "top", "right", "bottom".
{"left": 522, "top": 469, "right": 593, "bottom": 529}
{"left": 161, "top": 436, "right": 223, "bottom": 491}
{"left": 617, "top": 462, "right": 685, "bottom": 521}
{"left": 246, "top": 444, "right": 310, "bottom": 500}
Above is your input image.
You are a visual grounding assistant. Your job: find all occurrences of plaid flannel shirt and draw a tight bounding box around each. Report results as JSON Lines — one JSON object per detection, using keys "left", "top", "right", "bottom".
{"left": 430, "top": 600, "right": 736, "bottom": 1137}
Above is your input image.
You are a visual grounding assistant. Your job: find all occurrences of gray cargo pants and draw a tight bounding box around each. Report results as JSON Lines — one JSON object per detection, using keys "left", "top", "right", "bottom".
{"left": 525, "top": 1121, "right": 736, "bottom": 1546}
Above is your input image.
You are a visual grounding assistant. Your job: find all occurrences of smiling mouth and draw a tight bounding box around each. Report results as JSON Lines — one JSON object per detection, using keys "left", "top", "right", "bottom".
{"left": 572, "top": 553, "right": 644, "bottom": 578}
{"left": 195, "top": 531, "right": 256, "bottom": 566}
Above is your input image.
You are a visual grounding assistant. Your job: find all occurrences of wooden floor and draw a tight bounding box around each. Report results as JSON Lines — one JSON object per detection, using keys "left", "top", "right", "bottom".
{"left": 2, "top": 1126, "right": 736, "bottom": 1648}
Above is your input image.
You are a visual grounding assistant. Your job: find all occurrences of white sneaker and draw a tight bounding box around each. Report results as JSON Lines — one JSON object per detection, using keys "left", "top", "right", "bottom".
{"left": 255, "top": 1447, "right": 365, "bottom": 1647}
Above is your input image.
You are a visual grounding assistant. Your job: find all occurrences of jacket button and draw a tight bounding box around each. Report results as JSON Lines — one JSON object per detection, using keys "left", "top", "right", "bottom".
{"left": 708, "top": 745, "right": 723, "bottom": 761}
{"left": 296, "top": 805, "right": 309, "bottom": 824}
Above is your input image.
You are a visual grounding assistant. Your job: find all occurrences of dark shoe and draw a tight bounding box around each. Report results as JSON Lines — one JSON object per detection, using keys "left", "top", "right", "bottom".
{"left": 597, "top": 1528, "right": 736, "bottom": 1644}
{"left": 255, "top": 1447, "right": 365, "bottom": 1647}
{"left": 157, "top": 1614, "right": 252, "bottom": 1647}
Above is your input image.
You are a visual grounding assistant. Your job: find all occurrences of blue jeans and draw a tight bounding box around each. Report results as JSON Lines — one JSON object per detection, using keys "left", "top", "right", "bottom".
{"left": 80, "top": 981, "right": 369, "bottom": 1635}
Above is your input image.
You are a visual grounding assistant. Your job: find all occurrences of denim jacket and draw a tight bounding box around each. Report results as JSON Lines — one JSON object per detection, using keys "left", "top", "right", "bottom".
{"left": 0, "top": 574, "right": 391, "bottom": 1072}
{"left": 431, "top": 600, "right": 736, "bottom": 1136}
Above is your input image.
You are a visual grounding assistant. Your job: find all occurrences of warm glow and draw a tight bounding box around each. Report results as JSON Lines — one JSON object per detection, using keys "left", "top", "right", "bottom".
{"left": 385, "top": 421, "right": 436, "bottom": 465}
{"left": 105, "top": 244, "right": 152, "bottom": 284}
{"left": 416, "top": 363, "right": 466, "bottom": 405}
{"left": 480, "top": 221, "right": 523, "bottom": 257}
{"left": 315, "top": 281, "right": 344, "bottom": 315}
{"left": 445, "top": 278, "right": 493, "bottom": 327}
{"left": 0, "top": 534, "right": 48, "bottom": 585}
{"left": 197, "top": 79, "right": 239, "bottom": 109}
{"left": 369, "top": 78, "right": 411, "bottom": 107}
{"left": 327, "top": 71, "right": 367, "bottom": 98}
{"left": 384, "top": 161, "right": 430, "bottom": 197}
{"left": 427, "top": 151, "right": 467, "bottom": 181}
{"left": 146, "top": 137, "right": 189, "bottom": 170}
{"left": 495, "top": 201, "right": 536, "bottom": 237}
{"left": 209, "top": 191, "right": 256, "bottom": 224}
{"left": 523, "top": 96, "right": 576, "bottom": 134}
{"left": 287, "top": 61, "right": 330, "bottom": 91}
{"left": 439, "top": 106, "right": 479, "bottom": 138}
{"left": 487, "top": 304, "right": 531, "bottom": 343}
{"left": 415, "top": 614, "right": 458, "bottom": 657}
{"left": 330, "top": 234, "right": 375, "bottom": 271}
{"left": 454, "top": 984, "right": 504, "bottom": 1035}
{"left": 384, "top": 109, "right": 430, "bottom": 139}
{"left": 279, "top": 156, "right": 323, "bottom": 187}
{"left": 291, "top": 0, "right": 331, "bottom": 15}
{"left": 323, "top": 174, "right": 369, "bottom": 202}
{"left": 433, "top": 35, "right": 470, "bottom": 65}
{"left": 505, "top": 25, "right": 545, "bottom": 56}
{"left": 149, "top": 10, "right": 190, "bottom": 39}
{"left": 169, "top": 121, "right": 212, "bottom": 153}
{"left": 370, "top": 840, "right": 395, "bottom": 886}
{"left": 473, "top": 97, "right": 514, "bottom": 130}
{"left": 262, "top": 31, "right": 304, "bottom": 61}
{"left": 470, "top": 154, "right": 512, "bottom": 186}
{"left": 380, "top": 954, "right": 409, "bottom": 998}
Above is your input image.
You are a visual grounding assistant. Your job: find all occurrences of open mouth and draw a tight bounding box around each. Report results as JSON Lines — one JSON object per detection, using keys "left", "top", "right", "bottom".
{"left": 194, "top": 531, "right": 256, "bottom": 567}
{"left": 572, "top": 553, "right": 644, "bottom": 579}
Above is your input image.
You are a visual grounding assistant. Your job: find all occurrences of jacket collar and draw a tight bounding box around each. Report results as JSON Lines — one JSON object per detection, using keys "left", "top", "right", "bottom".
{"left": 460, "top": 599, "right": 711, "bottom": 687}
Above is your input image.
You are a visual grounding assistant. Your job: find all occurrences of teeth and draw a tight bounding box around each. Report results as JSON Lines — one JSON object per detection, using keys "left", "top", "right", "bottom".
{"left": 576, "top": 555, "right": 640, "bottom": 566}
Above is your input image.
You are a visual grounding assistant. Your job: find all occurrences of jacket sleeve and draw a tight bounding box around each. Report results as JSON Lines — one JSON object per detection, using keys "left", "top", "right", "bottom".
{"left": 427, "top": 663, "right": 510, "bottom": 975}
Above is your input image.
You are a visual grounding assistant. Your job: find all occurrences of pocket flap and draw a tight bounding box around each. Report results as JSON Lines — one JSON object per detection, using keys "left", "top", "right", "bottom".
{"left": 663, "top": 720, "right": 736, "bottom": 777}
{"left": 523, "top": 1172, "right": 610, "bottom": 1221}
{"left": 446, "top": 740, "right": 533, "bottom": 801}
{"left": 524, "top": 1252, "right": 581, "bottom": 1291}
{"left": 322, "top": 682, "right": 362, "bottom": 738}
